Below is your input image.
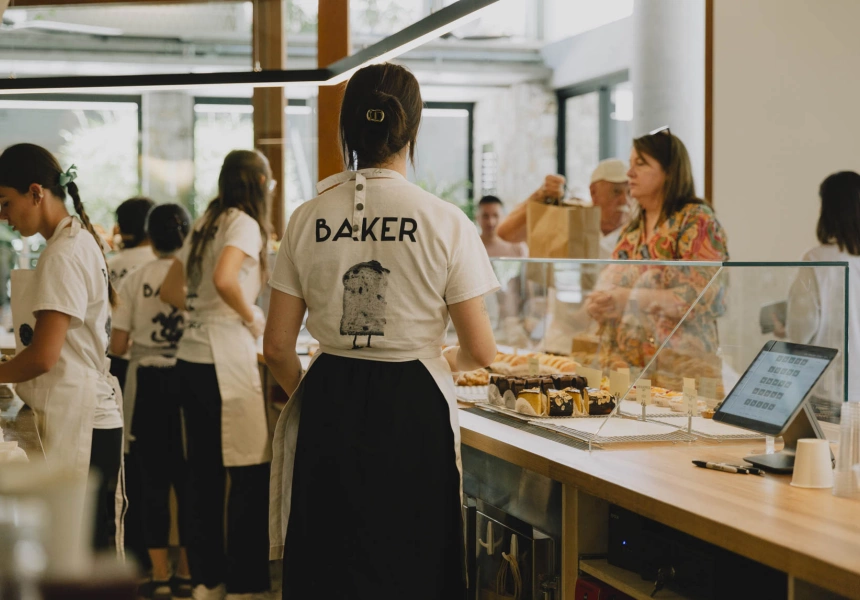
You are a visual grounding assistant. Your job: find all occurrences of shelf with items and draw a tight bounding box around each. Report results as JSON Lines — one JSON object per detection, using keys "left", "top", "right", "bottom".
{"left": 579, "top": 558, "right": 692, "bottom": 600}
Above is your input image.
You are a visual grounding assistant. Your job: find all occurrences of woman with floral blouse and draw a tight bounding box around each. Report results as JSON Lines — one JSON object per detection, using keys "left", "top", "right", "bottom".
{"left": 586, "top": 128, "right": 729, "bottom": 373}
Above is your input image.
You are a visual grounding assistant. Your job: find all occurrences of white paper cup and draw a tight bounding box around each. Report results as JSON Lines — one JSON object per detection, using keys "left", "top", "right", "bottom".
{"left": 791, "top": 439, "right": 834, "bottom": 489}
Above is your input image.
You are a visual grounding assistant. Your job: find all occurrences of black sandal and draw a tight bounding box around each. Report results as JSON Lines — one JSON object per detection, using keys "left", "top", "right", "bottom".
{"left": 151, "top": 579, "right": 172, "bottom": 600}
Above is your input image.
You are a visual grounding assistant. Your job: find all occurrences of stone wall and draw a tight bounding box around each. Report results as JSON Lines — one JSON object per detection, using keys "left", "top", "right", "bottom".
{"left": 473, "top": 82, "right": 558, "bottom": 208}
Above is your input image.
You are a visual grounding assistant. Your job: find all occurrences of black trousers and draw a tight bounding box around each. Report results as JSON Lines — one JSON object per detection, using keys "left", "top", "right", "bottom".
{"left": 132, "top": 365, "right": 188, "bottom": 549}
{"left": 282, "top": 354, "right": 464, "bottom": 600}
{"left": 89, "top": 427, "right": 123, "bottom": 551}
{"left": 177, "top": 360, "right": 271, "bottom": 594}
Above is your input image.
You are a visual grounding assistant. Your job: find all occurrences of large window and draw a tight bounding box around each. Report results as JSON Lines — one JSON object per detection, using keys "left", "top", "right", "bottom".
{"left": 0, "top": 96, "right": 141, "bottom": 230}
{"left": 557, "top": 73, "right": 632, "bottom": 200}
{"left": 192, "top": 98, "right": 317, "bottom": 219}
{"left": 409, "top": 102, "right": 474, "bottom": 214}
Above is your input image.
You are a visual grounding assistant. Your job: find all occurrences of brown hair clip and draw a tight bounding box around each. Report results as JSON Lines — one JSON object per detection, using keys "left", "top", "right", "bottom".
{"left": 366, "top": 109, "right": 385, "bottom": 123}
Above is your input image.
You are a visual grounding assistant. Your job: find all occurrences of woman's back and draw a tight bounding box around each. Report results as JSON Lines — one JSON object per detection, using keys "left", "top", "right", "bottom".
{"left": 273, "top": 169, "right": 497, "bottom": 360}
{"left": 792, "top": 244, "right": 860, "bottom": 402}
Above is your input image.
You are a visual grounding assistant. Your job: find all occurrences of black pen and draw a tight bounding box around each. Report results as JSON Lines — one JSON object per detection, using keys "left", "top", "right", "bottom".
{"left": 717, "top": 462, "right": 766, "bottom": 476}
{"left": 692, "top": 460, "right": 747, "bottom": 474}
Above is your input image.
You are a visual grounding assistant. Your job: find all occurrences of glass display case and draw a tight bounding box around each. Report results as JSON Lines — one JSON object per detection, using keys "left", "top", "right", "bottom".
{"left": 455, "top": 258, "right": 849, "bottom": 446}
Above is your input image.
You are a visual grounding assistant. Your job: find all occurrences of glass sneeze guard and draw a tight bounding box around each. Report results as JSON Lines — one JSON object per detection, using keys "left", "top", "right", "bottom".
{"left": 462, "top": 258, "right": 849, "bottom": 448}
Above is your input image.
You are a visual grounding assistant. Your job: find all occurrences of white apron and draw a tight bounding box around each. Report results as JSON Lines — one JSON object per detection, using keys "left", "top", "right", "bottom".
{"left": 192, "top": 314, "right": 271, "bottom": 467}
{"left": 267, "top": 169, "right": 464, "bottom": 560}
{"left": 11, "top": 256, "right": 127, "bottom": 554}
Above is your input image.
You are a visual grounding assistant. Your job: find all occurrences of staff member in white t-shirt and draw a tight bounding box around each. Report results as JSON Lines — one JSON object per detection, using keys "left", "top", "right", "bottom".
{"left": 0, "top": 143, "right": 124, "bottom": 551}
{"left": 111, "top": 203, "right": 192, "bottom": 600}
{"left": 106, "top": 195, "right": 157, "bottom": 574}
{"left": 497, "top": 160, "right": 630, "bottom": 258}
{"left": 264, "top": 63, "right": 499, "bottom": 599}
{"left": 161, "top": 150, "right": 272, "bottom": 600}
{"left": 108, "top": 196, "right": 157, "bottom": 287}
{"left": 781, "top": 171, "right": 860, "bottom": 416}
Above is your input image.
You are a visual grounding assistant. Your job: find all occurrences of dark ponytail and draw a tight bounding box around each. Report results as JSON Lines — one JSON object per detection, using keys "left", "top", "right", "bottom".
{"left": 0, "top": 143, "right": 117, "bottom": 307}
{"left": 340, "top": 63, "right": 422, "bottom": 169}
{"left": 115, "top": 196, "right": 156, "bottom": 248}
{"left": 67, "top": 181, "right": 117, "bottom": 307}
{"left": 146, "top": 203, "right": 191, "bottom": 255}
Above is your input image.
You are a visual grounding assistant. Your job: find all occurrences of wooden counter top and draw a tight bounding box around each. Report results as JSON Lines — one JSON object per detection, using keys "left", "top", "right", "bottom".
{"left": 458, "top": 409, "right": 860, "bottom": 599}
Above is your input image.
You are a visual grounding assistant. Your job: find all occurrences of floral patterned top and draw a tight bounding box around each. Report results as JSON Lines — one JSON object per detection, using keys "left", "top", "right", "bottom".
{"left": 613, "top": 202, "right": 728, "bottom": 261}
{"left": 596, "top": 202, "right": 730, "bottom": 378}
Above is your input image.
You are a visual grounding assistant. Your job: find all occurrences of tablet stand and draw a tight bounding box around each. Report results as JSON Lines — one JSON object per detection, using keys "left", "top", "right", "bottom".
{"left": 744, "top": 403, "right": 833, "bottom": 473}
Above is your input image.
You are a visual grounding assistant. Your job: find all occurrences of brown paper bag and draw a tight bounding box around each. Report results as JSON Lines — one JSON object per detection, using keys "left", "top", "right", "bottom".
{"left": 526, "top": 202, "right": 601, "bottom": 259}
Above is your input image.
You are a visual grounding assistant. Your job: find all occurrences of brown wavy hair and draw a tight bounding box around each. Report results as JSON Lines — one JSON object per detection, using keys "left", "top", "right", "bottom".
{"left": 339, "top": 63, "right": 422, "bottom": 169}
{"left": 0, "top": 143, "right": 117, "bottom": 306}
{"left": 186, "top": 149, "right": 271, "bottom": 288}
{"left": 631, "top": 130, "right": 705, "bottom": 227}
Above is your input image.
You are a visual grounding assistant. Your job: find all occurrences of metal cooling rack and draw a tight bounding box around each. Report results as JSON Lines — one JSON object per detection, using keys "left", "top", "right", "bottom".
{"left": 529, "top": 419, "right": 697, "bottom": 447}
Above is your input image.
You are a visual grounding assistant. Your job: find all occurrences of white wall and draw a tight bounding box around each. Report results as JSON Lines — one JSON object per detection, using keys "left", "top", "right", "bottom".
{"left": 713, "top": 0, "right": 860, "bottom": 261}
{"left": 542, "top": 17, "right": 632, "bottom": 90}
{"left": 632, "top": 0, "right": 705, "bottom": 195}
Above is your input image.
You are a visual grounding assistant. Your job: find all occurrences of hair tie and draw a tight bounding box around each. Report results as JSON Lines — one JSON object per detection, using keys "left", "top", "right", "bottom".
{"left": 58, "top": 165, "right": 78, "bottom": 189}
{"left": 366, "top": 109, "right": 385, "bottom": 123}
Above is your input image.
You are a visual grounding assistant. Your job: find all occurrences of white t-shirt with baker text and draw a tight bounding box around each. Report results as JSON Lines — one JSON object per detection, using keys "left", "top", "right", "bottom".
{"left": 113, "top": 258, "right": 185, "bottom": 356}
{"left": 270, "top": 169, "right": 500, "bottom": 361}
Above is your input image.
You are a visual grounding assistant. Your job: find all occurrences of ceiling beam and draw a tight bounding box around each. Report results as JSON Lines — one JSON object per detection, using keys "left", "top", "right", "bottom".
{"left": 7, "top": 0, "right": 229, "bottom": 6}
{"left": 0, "top": 0, "right": 501, "bottom": 93}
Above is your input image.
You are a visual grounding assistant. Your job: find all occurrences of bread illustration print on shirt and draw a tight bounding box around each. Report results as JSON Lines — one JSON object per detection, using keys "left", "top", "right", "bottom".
{"left": 340, "top": 260, "right": 390, "bottom": 349}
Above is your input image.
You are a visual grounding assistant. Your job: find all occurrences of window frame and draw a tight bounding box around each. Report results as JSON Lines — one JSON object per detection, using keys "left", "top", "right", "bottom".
{"left": 0, "top": 92, "right": 144, "bottom": 186}
{"left": 422, "top": 100, "right": 475, "bottom": 202}
{"left": 556, "top": 70, "right": 628, "bottom": 178}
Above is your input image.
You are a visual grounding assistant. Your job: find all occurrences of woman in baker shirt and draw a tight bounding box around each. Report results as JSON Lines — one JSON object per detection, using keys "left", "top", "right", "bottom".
{"left": 110, "top": 203, "right": 192, "bottom": 600}
{"left": 264, "top": 63, "right": 499, "bottom": 598}
{"left": 107, "top": 196, "right": 156, "bottom": 387}
{"left": 0, "top": 143, "right": 123, "bottom": 550}
{"left": 161, "top": 150, "right": 271, "bottom": 600}
{"left": 106, "top": 195, "right": 157, "bottom": 574}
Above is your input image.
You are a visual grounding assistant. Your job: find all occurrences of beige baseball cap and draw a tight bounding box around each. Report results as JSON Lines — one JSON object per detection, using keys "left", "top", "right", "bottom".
{"left": 590, "top": 158, "right": 628, "bottom": 184}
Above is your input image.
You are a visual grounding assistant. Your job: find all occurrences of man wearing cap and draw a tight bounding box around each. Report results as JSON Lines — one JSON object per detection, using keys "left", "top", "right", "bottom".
{"left": 496, "top": 159, "right": 631, "bottom": 258}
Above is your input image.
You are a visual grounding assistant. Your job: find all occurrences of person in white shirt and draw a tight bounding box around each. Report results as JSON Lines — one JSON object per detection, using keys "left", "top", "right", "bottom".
{"left": 106, "top": 196, "right": 157, "bottom": 576}
{"left": 111, "top": 203, "right": 191, "bottom": 600}
{"left": 108, "top": 196, "right": 157, "bottom": 287}
{"left": 0, "top": 143, "right": 123, "bottom": 551}
{"left": 161, "top": 150, "right": 272, "bottom": 600}
{"left": 264, "top": 63, "right": 498, "bottom": 599}
{"left": 783, "top": 171, "right": 860, "bottom": 419}
{"left": 496, "top": 160, "right": 631, "bottom": 258}
{"left": 477, "top": 195, "right": 528, "bottom": 258}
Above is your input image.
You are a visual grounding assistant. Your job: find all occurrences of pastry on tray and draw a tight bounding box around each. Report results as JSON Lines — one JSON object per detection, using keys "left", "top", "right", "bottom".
{"left": 455, "top": 368, "right": 489, "bottom": 386}
{"left": 547, "top": 389, "right": 574, "bottom": 416}
{"left": 562, "top": 387, "right": 587, "bottom": 416}
{"left": 586, "top": 388, "right": 616, "bottom": 416}
{"left": 515, "top": 388, "right": 547, "bottom": 416}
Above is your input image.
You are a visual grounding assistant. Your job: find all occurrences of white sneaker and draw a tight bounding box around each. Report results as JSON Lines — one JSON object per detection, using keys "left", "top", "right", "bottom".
{"left": 193, "top": 583, "right": 227, "bottom": 600}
